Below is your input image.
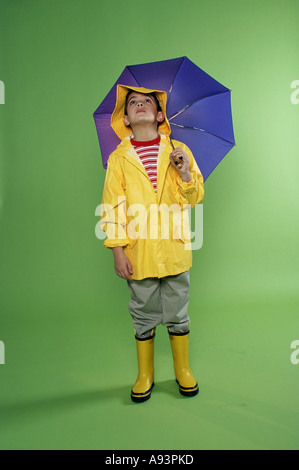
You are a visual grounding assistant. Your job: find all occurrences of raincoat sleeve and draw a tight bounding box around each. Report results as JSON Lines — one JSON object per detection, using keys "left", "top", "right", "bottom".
{"left": 173, "top": 142, "right": 204, "bottom": 208}
{"left": 100, "top": 153, "right": 129, "bottom": 249}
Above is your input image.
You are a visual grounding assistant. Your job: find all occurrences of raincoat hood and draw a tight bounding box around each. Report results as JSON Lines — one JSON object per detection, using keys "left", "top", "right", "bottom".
{"left": 111, "top": 84, "right": 171, "bottom": 140}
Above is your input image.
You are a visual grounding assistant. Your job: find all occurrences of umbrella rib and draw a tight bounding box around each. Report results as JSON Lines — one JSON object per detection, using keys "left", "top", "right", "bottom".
{"left": 126, "top": 66, "right": 142, "bottom": 87}
{"left": 166, "top": 56, "right": 186, "bottom": 112}
{"left": 168, "top": 90, "right": 230, "bottom": 120}
{"left": 170, "top": 123, "right": 235, "bottom": 145}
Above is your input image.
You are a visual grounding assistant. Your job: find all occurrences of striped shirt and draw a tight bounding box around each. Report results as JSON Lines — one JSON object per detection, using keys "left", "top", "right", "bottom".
{"left": 131, "top": 136, "right": 160, "bottom": 192}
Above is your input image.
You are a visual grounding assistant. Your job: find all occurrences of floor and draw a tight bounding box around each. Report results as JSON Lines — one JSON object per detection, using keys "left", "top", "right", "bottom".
{"left": 0, "top": 291, "right": 298, "bottom": 450}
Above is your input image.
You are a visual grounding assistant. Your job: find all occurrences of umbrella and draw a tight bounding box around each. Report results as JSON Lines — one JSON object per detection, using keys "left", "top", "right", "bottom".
{"left": 93, "top": 56, "right": 235, "bottom": 180}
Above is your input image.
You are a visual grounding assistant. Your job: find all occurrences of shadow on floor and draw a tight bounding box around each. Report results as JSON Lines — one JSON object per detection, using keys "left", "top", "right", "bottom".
{"left": 0, "top": 379, "right": 182, "bottom": 427}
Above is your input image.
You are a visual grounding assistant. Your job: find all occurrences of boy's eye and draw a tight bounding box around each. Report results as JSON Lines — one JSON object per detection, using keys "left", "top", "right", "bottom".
{"left": 129, "top": 100, "right": 136, "bottom": 106}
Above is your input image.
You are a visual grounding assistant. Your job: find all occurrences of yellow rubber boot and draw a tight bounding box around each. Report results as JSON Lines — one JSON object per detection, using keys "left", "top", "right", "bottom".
{"left": 169, "top": 331, "right": 199, "bottom": 397}
{"left": 131, "top": 334, "right": 155, "bottom": 403}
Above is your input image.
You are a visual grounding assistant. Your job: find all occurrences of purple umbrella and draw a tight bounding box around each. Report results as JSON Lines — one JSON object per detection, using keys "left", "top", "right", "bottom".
{"left": 93, "top": 56, "right": 235, "bottom": 180}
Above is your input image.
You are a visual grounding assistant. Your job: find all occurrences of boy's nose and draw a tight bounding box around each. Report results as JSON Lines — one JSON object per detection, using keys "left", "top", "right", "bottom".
{"left": 137, "top": 102, "right": 144, "bottom": 107}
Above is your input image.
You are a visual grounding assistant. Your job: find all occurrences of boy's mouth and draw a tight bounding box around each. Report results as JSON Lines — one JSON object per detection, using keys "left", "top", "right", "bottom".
{"left": 136, "top": 109, "right": 146, "bottom": 114}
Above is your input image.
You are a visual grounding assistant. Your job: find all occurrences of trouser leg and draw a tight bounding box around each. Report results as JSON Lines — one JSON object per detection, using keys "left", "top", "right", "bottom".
{"left": 161, "top": 271, "right": 190, "bottom": 334}
{"left": 127, "top": 277, "right": 162, "bottom": 339}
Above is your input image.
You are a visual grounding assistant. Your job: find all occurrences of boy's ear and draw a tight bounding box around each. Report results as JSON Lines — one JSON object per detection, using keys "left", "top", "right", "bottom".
{"left": 157, "top": 111, "right": 165, "bottom": 123}
{"left": 123, "top": 115, "right": 131, "bottom": 127}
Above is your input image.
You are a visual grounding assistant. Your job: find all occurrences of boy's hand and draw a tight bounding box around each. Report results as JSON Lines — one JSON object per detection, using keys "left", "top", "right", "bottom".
{"left": 170, "top": 149, "right": 191, "bottom": 182}
{"left": 112, "top": 247, "right": 133, "bottom": 281}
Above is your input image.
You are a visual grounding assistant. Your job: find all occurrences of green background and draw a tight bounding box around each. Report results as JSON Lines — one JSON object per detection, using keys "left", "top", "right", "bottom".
{"left": 0, "top": 0, "right": 298, "bottom": 450}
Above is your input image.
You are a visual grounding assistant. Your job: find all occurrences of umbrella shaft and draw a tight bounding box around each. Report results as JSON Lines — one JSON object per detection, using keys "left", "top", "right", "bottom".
{"left": 170, "top": 135, "right": 175, "bottom": 150}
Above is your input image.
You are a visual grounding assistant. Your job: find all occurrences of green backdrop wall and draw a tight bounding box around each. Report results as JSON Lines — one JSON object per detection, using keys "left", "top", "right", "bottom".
{"left": 0, "top": 0, "right": 298, "bottom": 450}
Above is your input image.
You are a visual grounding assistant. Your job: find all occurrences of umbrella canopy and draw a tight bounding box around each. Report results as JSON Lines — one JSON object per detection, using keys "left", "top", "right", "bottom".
{"left": 93, "top": 56, "right": 235, "bottom": 180}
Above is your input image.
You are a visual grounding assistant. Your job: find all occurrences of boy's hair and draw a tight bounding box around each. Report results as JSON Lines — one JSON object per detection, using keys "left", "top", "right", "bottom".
{"left": 124, "top": 90, "right": 162, "bottom": 115}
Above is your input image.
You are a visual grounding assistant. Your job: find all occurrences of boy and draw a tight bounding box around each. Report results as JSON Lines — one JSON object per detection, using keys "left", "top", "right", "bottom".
{"left": 100, "top": 85, "right": 204, "bottom": 402}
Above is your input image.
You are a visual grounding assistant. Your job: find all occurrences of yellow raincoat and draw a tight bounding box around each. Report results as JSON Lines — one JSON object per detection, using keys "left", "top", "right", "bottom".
{"left": 100, "top": 85, "right": 204, "bottom": 280}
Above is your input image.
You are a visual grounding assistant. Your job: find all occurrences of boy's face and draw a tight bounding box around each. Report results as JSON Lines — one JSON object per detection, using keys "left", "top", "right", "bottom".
{"left": 123, "top": 92, "right": 164, "bottom": 130}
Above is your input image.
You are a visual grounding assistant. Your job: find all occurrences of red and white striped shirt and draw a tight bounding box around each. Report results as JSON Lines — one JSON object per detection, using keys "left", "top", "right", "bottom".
{"left": 131, "top": 136, "right": 160, "bottom": 192}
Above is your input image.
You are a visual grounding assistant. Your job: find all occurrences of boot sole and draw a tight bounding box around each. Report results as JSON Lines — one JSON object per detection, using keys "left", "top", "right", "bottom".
{"left": 131, "top": 382, "right": 155, "bottom": 403}
{"left": 176, "top": 379, "right": 199, "bottom": 397}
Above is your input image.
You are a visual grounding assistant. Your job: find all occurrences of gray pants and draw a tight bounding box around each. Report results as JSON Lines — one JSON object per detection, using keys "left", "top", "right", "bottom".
{"left": 127, "top": 271, "right": 190, "bottom": 339}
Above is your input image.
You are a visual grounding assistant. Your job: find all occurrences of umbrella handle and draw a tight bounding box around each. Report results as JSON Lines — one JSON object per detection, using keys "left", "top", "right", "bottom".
{"left": 170, "top": 135, "right": 183, "bottom": 169}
